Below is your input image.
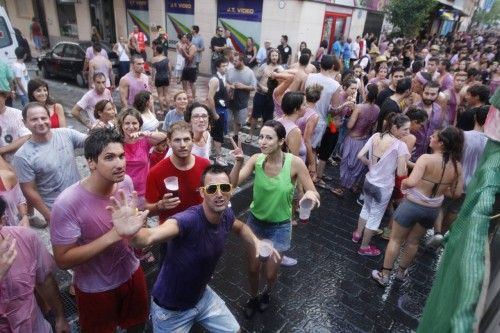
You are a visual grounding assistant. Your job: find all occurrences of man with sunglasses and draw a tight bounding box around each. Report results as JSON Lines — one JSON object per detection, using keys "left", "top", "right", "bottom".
{"left": 109, "top": 164, "right": 270, "bottom": 332}
{"left": 145, "top": 121, "right": 211, "bottom": 223}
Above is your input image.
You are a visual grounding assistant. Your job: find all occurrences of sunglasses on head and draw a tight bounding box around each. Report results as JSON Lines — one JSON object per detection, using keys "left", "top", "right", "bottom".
{"left": 201, "top": 183, "right": 232, "bottom": 194}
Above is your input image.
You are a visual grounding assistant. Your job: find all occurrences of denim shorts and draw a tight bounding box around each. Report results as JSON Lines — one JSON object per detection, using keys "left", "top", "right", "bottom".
{"left": 151, "top": 286, "right": 239, "bottom": 333}
{"left": 246, "top": 213, "right": 291, "bottom": 252}
{"left": 394, "top": 199, "right": 440, "bottom": 230}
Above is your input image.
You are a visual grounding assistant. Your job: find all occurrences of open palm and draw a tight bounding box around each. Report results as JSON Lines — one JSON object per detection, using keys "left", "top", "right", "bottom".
{"left": 106, "top": 190, "right": 149, "bottom": 238}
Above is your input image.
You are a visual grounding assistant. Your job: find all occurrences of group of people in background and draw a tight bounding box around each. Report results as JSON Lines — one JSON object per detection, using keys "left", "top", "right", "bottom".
{"left": 0, "top": 21, "right": 498, "bottom": 332}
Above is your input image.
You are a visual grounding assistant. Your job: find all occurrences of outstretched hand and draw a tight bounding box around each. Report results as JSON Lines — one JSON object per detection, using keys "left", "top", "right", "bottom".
{"left": 253, "top": 238, "right": 281, "bottom": 263}
{"left": 106, "top": 190, "right": 149, "bottom": 238}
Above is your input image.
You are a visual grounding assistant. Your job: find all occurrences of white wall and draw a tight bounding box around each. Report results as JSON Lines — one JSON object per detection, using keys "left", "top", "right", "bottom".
{"left": 193, "top": 0, "right": 217, "bottom": 75}
{"left": 349, "top": 8, "right": 367, "bottom": 39}
{"left": 113, "top": 0, "right": 128, "bottom": 40}
{"left": 75, "top": 0, "right": 91, "bottom": 41}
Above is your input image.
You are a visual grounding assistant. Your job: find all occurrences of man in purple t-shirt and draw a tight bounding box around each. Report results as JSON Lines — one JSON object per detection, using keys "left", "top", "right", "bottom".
{"left": 109, "top": 165, "right": 272, "bottom": 332}
{"left": 50, "top": 128, "right": 148, "bottom": 332}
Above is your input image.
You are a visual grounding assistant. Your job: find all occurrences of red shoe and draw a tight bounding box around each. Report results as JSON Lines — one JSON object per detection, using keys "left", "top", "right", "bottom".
{"left": 352, "top": 231, "right": 361, "bottom": 243}
{"left": 358, "top": 245, "right": 381, "bottom": 256}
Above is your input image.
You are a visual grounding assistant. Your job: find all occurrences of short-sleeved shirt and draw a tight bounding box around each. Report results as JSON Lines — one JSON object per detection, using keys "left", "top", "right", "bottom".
{"left": 50, "top": 177, "right": 139, "bottom": 293}
{"left": 152, "top": 205, "right": 235, "bottom": 310}
{"left": 162, "top": 109, "right": 185, "bottom": 130}
{"left": 0, "top": 226, "right": 55, "bottom": 333}
{"left": 76, "top": 88, "right": 112, "bottom": 125}
{"left": 0, "top": 59, "right": 13, "bottom": 92}
{"left": 145, "top": 156, "right": 211, "bottom": 223}
{"left": 12, "top": 62, "right": 29, "bottom": 96}
{"left": 0, "top": 107, "right": 31, "bottom": 162}
{"left": 124, "top": 137, "right": 153, "bottom": 196}
{"left": 191, "top": 34, "right": 205, "bottom": 64}
{"left": 13, "top": 128, "right": 85, "bottom": 208}
{"left": 277, "top": 44, "right": 292, "bottom": 64}
{"left": 375, "top": 87, "right": 395, "bottom": 108}
{"left": 226, "top": 66, "right": 257, "bottom": 111}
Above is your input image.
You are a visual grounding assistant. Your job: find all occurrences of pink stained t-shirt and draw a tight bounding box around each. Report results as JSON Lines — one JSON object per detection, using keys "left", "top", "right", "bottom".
{"left": 0, "top": 226, "right": 55, "bottom": 333}
{"left": 125, "top": 72, "right": 150, "bottom": 106}
{"left": 76, "top": 88, "right": 112, "bottom": 125}
{"left": 0, "top": 182, "right": 26, "bottom": 226}
{"left": 124, "top": 137, "right": 152, "bottom": 197}
{"left": 50, "top": 176, "right": 139, "bottom": 293}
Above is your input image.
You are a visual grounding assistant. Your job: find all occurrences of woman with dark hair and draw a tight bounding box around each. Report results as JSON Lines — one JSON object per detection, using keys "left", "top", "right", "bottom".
{"left": 231, "top": 119, "right": 320, "bottom": 318}
{"left": 117, "top": 108, "right": 166, "bottom": 208}
{"left": 151, "top": 44, "right": 171, "bottom": 115}
{"left": 245, "top": 37, "right": 258, "bottom": 68}
{"left": 133, "top": 90, "right": 160, "bottom": 132}
{"left": 27, "top": 78, "right": 66, "bottom": 128}
{"left": 372, "top": 126, "right": 464, "bottom": 286}
{"left": 278, "top": 91, "right": 307, "bottom": 161}
{"left": 352, "top": 114, "right": 410, "bottom": 256}
{"left": 296, "top": 41, "right": 307, "bottom": 62}
{"left": 332, "top": 83, "right": 380, "bottom": 196}
{"left": 92, "top": 99, "right": 117, "bottom": 129}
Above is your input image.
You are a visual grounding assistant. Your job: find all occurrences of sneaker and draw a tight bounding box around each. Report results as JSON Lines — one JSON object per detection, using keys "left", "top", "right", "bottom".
{"left": 426, "top": 233, "right": 444, "bottom": 250}
{"left": 258, "top": 292, "right": 270, "bottom": 312}
{"left": 215, "top": 157, "right": 228, "bottom": 167}
{"left": 29, "top": 215, "right": 47, "bottom": 229}
{"left": 352, "top": 231, "right": 361, "bottom": 243}
{"left": 395, "top": 268, "right": 408, "bottom": 282}
{"left": 244, "top": 297, "right": 259, "bottom": 318}
{"left": 281, "top": 256, "right": 298, "bottom": 266}
{"left": 381, "top": 227, "right": 391, "bottom": 240}
{"left": 358, "top": 245, "right": 381, "bottom": 256}
{"left": 371, "top": 270, "right": 389, "bottom": 287}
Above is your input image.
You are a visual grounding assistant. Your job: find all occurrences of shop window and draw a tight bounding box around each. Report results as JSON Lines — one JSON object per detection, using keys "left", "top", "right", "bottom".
{"left": 56, "top": 2, "right": 78, "bottom": 38}
{"left": 321, "top": 12, "right": 349, "bottom": 51}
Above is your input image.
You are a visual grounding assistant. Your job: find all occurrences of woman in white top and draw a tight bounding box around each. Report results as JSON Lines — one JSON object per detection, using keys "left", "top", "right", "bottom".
{"left": 113, "top": 36, "right": 130, "bottom": 80}
{"left": 175, "top": 33, "right": 187, "bottom": 84}
{"left": 92, "top": 99, "right": 117, "bottom": 129}
{"left": 165, "top": 102, "right": 213, "bottom": 159}
{"left": 133, "top": 91, "right": 160, "bottom": 132}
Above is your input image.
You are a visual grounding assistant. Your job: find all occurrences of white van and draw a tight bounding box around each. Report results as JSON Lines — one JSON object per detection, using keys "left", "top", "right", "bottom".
{"left": 0, "top": 6, "right": 18, "bottom": 64}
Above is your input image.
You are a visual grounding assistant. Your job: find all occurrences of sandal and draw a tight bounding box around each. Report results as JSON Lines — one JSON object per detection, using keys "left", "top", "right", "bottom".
{"left": 330, "top": 187, "right": 345, "bottom": 198}
{"left": 328, "top": 157, "right": 338, "bottom": 166}
{"left": 314, "top": 179, "right": 330, "bottom": 190}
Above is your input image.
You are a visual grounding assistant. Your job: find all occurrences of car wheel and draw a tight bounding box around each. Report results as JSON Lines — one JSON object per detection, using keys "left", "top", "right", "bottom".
{"left": 41, "top": 66, "right": 49, "bottom": 79}
{"left": 76, "top": 73, "right": 86, "bottom": 88}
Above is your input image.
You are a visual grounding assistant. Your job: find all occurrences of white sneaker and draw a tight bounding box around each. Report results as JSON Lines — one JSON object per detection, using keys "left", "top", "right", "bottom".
{"left": 426, "top": 233, "right": 444, "bottom": 249}
{"left": 281, "top": 256, "right": 298, "bottom": 266}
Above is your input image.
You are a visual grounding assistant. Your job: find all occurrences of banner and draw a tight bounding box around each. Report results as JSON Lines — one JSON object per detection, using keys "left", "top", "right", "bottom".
{"left": 165, "top": 0, "right": 195, "bottom": 48}
{"left": 217, "top": 0, "right": 263, "bottom": 52}
{"left": 126, "top": 0, "right": 150, "bottom": 40}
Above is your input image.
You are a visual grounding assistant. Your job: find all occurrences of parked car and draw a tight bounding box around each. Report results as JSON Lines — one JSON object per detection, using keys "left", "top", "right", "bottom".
{"left": 37, "top": 40, "right": 119, "bottom": 87}
{"left": 13, "top": 28, "right": 31, "bottom": 62}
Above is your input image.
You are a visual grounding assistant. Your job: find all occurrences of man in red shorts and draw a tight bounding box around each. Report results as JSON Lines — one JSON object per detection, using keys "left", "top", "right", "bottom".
{"left": 50, "top": 128, "right": 148, "bottom": 332}
{"left": 145, "top": 121, "right": 211, "bottom": 223}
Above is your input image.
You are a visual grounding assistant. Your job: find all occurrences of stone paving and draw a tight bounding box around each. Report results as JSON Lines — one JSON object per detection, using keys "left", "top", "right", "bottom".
{"left": 16, "top": 63, "right": 441, "bottom": 332}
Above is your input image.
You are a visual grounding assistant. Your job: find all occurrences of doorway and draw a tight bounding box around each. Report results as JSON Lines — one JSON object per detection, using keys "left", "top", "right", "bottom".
{"left": 31, "top": 0, "right": 49, "bottom": 48}
{"left": 89, "top": 0, "right": 116, "bottom": 43}
{"left": 321, "top": 12, "right": 349, "bottom": 52}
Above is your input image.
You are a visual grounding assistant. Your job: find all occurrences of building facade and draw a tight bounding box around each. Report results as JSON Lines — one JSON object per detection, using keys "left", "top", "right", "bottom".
{"left": 3, "top": 0, "right": 389, "bottom": 75}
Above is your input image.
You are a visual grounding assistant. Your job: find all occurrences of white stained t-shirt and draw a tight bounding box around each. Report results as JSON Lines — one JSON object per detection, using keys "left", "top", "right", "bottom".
{"left": 0, "top": 107, "right": 31, "bottom": 162}
{"left": 13, "top": 62, "right": 29, "bottom": 95}
{"left": 76, "top": 88, "right": 112, "bottom": 125}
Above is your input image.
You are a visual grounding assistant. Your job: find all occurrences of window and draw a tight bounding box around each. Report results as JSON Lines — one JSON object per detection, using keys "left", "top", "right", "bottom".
{"left": 52, "top": 44, "right": 65, "bottom": 57}
{"left": 64, "top": 44, "right": 82, "bottom": 59}
{"left": 0, "top": 17, "right": 13, "bottom": 48}
{"left": 56, "top": 3, "right": 78, "bottom": 38}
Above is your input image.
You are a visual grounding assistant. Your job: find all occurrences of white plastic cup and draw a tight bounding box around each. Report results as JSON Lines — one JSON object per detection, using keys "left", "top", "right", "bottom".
{"left": 299, "top": 198, "right": 314, "bottom": 223}
{"left": 258, "top": 239, "right": 273, "bottom": 262}
{"left": 164, "top": 176, "right": 179, "bottom": 197}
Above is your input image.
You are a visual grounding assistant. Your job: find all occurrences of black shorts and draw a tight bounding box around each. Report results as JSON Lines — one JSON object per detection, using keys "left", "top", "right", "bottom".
{"left": 181, "top": 67, "right": 197, "bottom": 83}
{"left": 394, "top": 199, "right": 440, "bottom": 229}
{"left": 251, "top": 92, "right": 274, "bottom": 122}
{"left": 155, "top": 78, "right": 170, "bottom": 87}
{"left": 317, "top": 128, "right": 338, "bottom": 161}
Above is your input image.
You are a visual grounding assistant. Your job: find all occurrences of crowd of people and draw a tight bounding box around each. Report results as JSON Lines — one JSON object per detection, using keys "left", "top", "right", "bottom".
{"left": 0, "top": 22, "right": 498, "bottom": 332}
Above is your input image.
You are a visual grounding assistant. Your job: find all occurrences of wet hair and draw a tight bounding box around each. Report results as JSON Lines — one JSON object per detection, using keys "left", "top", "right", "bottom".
{"left": 424, "top": 80, "right": 441, "bottom": 92}
{"left": 365, "top": 84, "right": 378, "bottom": 103}
{"left": 320, "top": 55, "right": 334, "bottom": 70}
{"left": 167, "top": 120, "right": 193, "bottom": 139}
{"left": 131, "top": 54, "right": 144, "bottom": 64}
{"left": 472, "top": 105, "right": 489, "bottom": 126}
{"left": 440, "top": 59, "right": 451, "bottom": 72}
{"left": 427, "top": 56, "right": 439, "bottom": 65}
{"left": 342, "top": 78, "right": 357, "bottom": 90}
{"left": 117, "top": 108, "right": 143, "bottom": 137}
{"left": 406, "top": 108, "right": 428, "bottom": 123}
{"left": 467, "top": 67, "right": 480, "bottom": 80}
{"left": 391, "top": 66, "right": 405, "bottom": 76}
{"left": 467, "top": 84, "right": 490, "bottom": 104}
{"left": 27, "top": 78, "right": 55, "bottom": 105}
{"left": 266, "top": 48, "right": 281, "bottom": 65}
{"left": 184, "top": 102, "right": 214, "bottom": 125}
{"left": 281, "top": 91, "right": 305, "bottom": 115}
{"left": 155, "top": 45, "right": 163, "bottom": 54}
{"left": 22, "top": 102, "right": 50, "bottom": 120}
{"left": 93, "top": 43, "right": 102, "bottom": 53}
{"left": 437, "top": 126, "right": 464, "bottom": 184}
{"left": 412, "top": 60, "right": 424, "bottom": 74}
{"left": 305, "top": 84, "right": 323, "bottom": 103}
{"left": 262, "top": 119, "right": 287, "bottom": 152}
{"left": 84, "top": 128, "right": 123, "bottom": 162}
{"left": 382, "top": 113, "right": 410, "bottom": 136}
{"left": 395, "top": 77, "right": 412, "bottom": 94}
{"left": 133, "top": 91, "right": 152, "bottom": 114}
{"left": 94, "top": 99, "right": 114, "bottom": 120}
{"left": 93, "top": 72, "right": 106, "bottom": 81}
{"left": 200, "top": 164, "right": 229, "bottom": 186}
{"left": 301, "top": 48, "right": 312, "bottom": 57}
{"left": 214, "top": 57, "right": 228, "bottom": 68}
{"left": 299, "top": 53, "right": 311, "bottom": 66}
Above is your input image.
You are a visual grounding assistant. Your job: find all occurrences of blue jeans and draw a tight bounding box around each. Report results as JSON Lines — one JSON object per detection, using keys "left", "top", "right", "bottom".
{"left": 246, "top": 213, "right": 291, "bottom": 252}
{"left": 151, "top": 286, "right": 239, "bottom": 333}
{"left": 19, "top": 94, "right": 29, "bottom": 107}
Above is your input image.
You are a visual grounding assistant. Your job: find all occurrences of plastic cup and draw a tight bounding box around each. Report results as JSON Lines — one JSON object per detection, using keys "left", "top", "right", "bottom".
{"left": 164, "top": 176, "right": 179, "bottom": 197}
{"left": 258, "top": 239, "right": 273, "bottom": 262}
{"left": 299, "top": 198, "right": 314, "bottom": 224}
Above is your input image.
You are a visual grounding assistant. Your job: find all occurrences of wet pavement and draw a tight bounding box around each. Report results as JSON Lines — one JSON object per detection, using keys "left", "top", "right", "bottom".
{"left": 18, "top": 64, "right": 440, "bottom": 332}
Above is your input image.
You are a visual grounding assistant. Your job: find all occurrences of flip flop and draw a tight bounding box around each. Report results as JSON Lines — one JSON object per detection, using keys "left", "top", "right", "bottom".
{"left": 314, "top": 179, "right": 330, "bottom": 190}
{"left": 330, "top": 187, "right": 345, "bottom": 198}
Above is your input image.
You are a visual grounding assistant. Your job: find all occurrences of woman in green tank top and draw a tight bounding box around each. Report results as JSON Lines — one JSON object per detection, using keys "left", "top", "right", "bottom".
{"left": 231, "top": 120, "right": 320, "bottom": 318}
